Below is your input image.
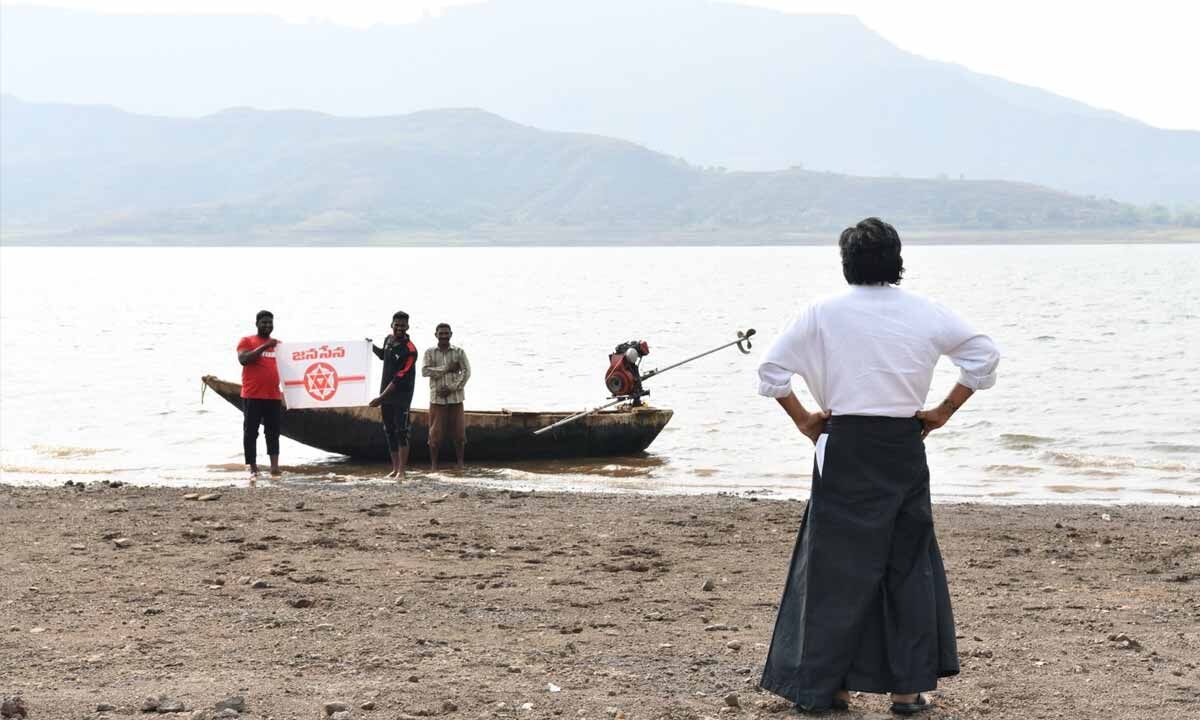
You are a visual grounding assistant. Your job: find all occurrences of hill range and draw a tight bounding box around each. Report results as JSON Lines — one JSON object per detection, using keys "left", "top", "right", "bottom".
{"left": 0, "top": 96, "right": 1163, "bottom": 243}
{"left": 2, "top": 1, "right": 1197, "bottom": 206}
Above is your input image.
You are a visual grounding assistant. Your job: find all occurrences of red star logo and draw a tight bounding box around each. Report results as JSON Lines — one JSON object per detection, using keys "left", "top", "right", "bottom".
{"left": 303, "top": 362, "right": 340, "bottom": 401}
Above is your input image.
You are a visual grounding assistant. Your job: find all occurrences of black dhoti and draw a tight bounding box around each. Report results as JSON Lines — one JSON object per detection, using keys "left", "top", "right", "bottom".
{"left": 761, "top": 415, "right": 959, "bottom": 709}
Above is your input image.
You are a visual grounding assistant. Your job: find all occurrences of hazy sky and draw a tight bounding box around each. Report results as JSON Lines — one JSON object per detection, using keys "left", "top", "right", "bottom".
{"left": 3, "top": 0, "right": 1196, "bottom": 130}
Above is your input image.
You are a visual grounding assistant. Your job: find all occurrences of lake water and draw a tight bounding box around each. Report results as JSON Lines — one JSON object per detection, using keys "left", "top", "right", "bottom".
{"left": 1, "top": 245, "right": 1197, "bottom": 504}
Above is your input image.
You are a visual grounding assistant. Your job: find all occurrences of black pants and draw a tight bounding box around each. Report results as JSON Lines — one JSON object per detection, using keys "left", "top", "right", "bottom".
{"left": 381, "top": 391, "right": 414, "bottom": 452}
{"left": 243, "top": 398, "right": 282, "bottom": 465}
{"left": 761, "top": 415, "right": 958, "bottom": 709}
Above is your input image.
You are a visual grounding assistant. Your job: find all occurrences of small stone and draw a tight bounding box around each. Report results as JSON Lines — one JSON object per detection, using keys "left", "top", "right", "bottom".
{"left": 360, "top": 701, "right": 376, "bottom": 710}
{"left": 315, "top": 623, "right": 335, "bottom": 632}
{"left": 726, "top": 640, "right": 743, "bottom": 650}
{"left": 199, "top": 493, "right": 222, "bottom": 502}
{"left": 251, "top": 580, "right": 269, "bottom": 589}
{"left": 214, "top": 711, "right": 240, "bottom": 719}
{"left": 548, "top": 683, "right": 561, "bottom": 693}
{"left": 704, "top": 623, "right": 735, "bottom": 631}
{"left": 157, "top": 698, "right": 186, "bottom": 712}
{"left": 394, "top": 596, "right": 407, "bottom": 606}
{"left": 323, "top": 702, "right": 351, "bottom": 715}
{"left": 183, "top": 493, "right": 200, "bottom": 501}
{"left": 143, "top": 607, "right": 163, "bottom": 615}
{"left": 214, "top": 696, "right": 245, "bottom": 712}
{"left": 520, "top": 703, "right": 533, "bottom": 711}
{"left": 0, "top": 696, "right": 28, "bottom": 719}
{"left": 1101, "top": 513, "right": 1112, "bottom": 521}
{"left": 1109, "top": 632, "right": 1143, "bottom": 651}
{"left": 408, "top": 674, "right": 420, "bottom": 682}
{"left": 97, "top": 703, "right": 117, "bottom": 712}
{"left": 441, "top": 701, "right": 458, "bottom": 713}
{"left": 191, "top": 711, "right": 215, "bottom": 720}
{"left": 29, "top": 627, "right": 46, "bottom": 634}
{"left": 723, "top": 693, "right": 740, "bottom": 708}
{"left": 289, "top": 597, "right": 315, "bottom": 608}
{"left": 701, "top": 578, "right": 716, "bottom": 591}
{"left": 330, "top": 713, "right": 352, "bottom": 720}
{"left": 113, "top": 537, "right": 133, "bottom": 548}
{"left": 70, "top": 543, "right": 87, "bottom": 551}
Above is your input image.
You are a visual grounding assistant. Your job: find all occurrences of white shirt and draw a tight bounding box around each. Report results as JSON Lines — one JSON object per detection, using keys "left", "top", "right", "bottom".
{"left": 757, "top": 285, "right": 1000, "bottom": 417}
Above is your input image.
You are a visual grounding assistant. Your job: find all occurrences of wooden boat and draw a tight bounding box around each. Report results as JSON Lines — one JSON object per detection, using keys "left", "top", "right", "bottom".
{"left": 201, "top": 375, "right": 673, "bottom": 462}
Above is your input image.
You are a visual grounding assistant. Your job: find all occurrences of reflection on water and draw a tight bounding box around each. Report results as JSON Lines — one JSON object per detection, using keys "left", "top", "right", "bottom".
{"left": 2, "top": 244, "right": 1199, "bottom": 504}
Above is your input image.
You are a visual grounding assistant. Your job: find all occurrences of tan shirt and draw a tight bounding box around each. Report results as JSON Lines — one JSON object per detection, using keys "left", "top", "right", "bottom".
{"left": 422, "top": 345, "right": 471, "bottom": 405}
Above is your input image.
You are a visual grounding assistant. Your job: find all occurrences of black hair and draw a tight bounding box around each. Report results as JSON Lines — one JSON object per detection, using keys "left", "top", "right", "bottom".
{"left": 435, "top": 322, "right": 452, "bottom": 332}
{"left": 838, "top": 217, "right": 905, "bottom": 285}
{"left": 255, "top": 310, "right": 274, "bottom": 322}
{"left": 392, "top": 311, "right": 409, "bottom": 322}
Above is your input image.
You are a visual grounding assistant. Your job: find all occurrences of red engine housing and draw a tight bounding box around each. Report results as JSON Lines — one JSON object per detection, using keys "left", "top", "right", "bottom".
{"left": 604, "top": 340, "right": 650, "bottom": 396}
{"left": 605, "top": 355, "right": 639, "bottom": 395}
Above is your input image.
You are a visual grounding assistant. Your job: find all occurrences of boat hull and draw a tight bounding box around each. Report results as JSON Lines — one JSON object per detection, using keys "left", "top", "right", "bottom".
{"left": 201, "top": 376, "right": 672, "bottom": 462}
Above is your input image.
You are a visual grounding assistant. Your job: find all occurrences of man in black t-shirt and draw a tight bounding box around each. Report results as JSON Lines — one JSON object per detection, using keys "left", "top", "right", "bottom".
{"left": 368, "top": 311, "right": 418, "bottom": 479}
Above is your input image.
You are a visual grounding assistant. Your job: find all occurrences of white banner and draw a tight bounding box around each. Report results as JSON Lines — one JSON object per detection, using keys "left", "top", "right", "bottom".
{"left": 276, "top": 341, "right": 372, "bottom": 409}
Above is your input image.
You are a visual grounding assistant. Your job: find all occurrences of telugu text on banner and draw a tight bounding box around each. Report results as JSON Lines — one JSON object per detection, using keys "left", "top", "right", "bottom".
{"left": 275, "top": 341, "right": 371, "bottom": 409}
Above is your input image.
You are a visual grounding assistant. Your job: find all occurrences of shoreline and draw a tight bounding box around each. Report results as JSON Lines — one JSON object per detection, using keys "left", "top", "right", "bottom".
{"left": 3, "top": 227, "right": 1199, "bottom": 247}
{"left": 3, "top": 475, "right": 1199, "bottom": 508}
{"left": 2, "top": 481, "right": 1197, "bottom": 719}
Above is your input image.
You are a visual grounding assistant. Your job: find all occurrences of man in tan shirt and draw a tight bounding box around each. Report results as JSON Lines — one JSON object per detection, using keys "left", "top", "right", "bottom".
{"left": 421, "top": 323, "right": 471, "bottom": 470}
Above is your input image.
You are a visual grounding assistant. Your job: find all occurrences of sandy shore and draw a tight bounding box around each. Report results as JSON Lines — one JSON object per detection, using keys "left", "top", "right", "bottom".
{"left": 1, "top": 481, "right": 1198, "bottom": 720}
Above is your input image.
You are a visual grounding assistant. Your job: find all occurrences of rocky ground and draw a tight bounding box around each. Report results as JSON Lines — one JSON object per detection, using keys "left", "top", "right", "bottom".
{"left": 1, "top": 482, "right": 1197, "bottom": 720}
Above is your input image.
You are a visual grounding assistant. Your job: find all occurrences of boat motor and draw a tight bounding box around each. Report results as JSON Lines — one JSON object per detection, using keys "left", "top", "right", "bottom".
{"left": 605, "top": 340, "right": 650, "bottom": 400}
{"left": 533, "top": 329, "right": 756, "bottom": 436}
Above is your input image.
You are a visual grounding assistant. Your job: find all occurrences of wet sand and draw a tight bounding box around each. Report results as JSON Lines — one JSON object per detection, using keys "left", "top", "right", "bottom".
{"left": 1, "top": 481, "right": 1198, "bottom": 719}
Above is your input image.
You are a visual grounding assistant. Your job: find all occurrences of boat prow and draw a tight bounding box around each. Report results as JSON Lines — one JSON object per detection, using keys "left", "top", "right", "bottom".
{"left": 201, "top": 375, "right": 673, "bottom": 462}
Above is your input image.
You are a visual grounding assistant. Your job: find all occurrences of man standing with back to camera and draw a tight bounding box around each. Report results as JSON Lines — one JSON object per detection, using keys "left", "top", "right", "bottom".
{"left": 756, "top": 218, "right": 1000, "bottom": 715}
{"left": 236, "top": 310, "right": 283, "bottom": 479}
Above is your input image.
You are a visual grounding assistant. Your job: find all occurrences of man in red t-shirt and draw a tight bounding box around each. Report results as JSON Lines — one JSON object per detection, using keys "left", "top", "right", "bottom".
{"left": 236, "top": 309, "right": 283, "bottom": 478}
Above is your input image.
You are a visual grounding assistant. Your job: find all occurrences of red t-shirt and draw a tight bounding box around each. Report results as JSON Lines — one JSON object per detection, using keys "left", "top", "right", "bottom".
{"left": 237, "top": 335, "right": 282, "bottom": 400}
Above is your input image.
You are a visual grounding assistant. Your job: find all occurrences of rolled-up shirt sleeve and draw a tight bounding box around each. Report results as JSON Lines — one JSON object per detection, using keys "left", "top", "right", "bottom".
{"left": 757, "top": 305, "right": 817, "bottom": 398}
{"left": 935, "top": 305, "right": 1000, "bottom": 390}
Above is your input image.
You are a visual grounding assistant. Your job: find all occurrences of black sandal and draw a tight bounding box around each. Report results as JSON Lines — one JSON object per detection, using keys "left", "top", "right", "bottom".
{"left": 890, "top": 695, "right": 930, "bottom": 715}
{"left": 794, "top": 702, "right": 832, "bottom": 715}
{"left": 794, "top": 697, "right": 849, "bottom": 714}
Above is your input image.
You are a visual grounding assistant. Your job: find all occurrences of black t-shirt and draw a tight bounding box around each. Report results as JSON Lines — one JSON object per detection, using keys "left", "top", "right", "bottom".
{"left": 376, "top": 334, "right": 418, "bottom": 397}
